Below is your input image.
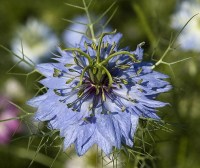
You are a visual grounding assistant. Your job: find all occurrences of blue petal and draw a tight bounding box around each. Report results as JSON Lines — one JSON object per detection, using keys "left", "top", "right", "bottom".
{"left": 156, "top": 84, "right": 172, "bottom": 92}
{"left": 27, "top": 94, "right": 48, "bottom": 107}
{"left": 57, "top": 47, "right": 74, "bottom": 64}
{"left": 103, "top": 33, "right": 123, "bottom": 44}
{"left": 75, "top": 123, "right": 96, "bottom": 155}
{"left": 132, "top": 43, "right": 144, "bottom": 60}
{"left": 112, "top": 112, "right": 136, "bottom": 146}
{"left": 96, "top": 114, "right": 120, "bottom": 148}
{"left": 79, "top": 36, "right": 92, "bottom": 46}
{"left": 34, "top": 98, "right": 59, "bottom": 121}
{"left": 130, "top": 115, "right": 139, "bottom": 135}
{"left": 95, "top": 128, "right": 113, "bottom": 156}
{"left": 63, "top": 125, "right": 79, "bottom": 150}
{"left": 103, "top": 95, "right": 122, "bottom": 112}
{"left": 36, "top": 63, "right": 66, "bottom": 77}
{"left": 39, "top": 77, "right": 68, "bottom": 89}
{"left": 132, "top": 103, "right": 160, "bottom": 119}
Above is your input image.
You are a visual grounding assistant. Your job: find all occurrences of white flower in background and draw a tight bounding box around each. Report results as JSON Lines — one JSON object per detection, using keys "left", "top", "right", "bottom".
{"left": 171, "top": 0, "right": 200, "bottom": 51}
{"left": 62, "top": 15, "right": 112, "bottom": 47}
{"left": 11, "top": 18, "right": 58, "bottom": 69}
{"left": 3, "top": 78, "right": 25, "bottom": 100}
{"left": 64, "top": 147, "right": 114, "bottom": 168}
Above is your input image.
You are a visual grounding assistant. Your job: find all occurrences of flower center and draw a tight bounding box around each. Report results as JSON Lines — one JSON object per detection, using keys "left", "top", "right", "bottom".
{"left": 65, "top": 30, "right": 137, "bottom": 91}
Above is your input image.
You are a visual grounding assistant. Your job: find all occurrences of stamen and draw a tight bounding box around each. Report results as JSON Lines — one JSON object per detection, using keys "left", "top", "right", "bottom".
{"left": 99, "top": 65, "right": 113, "bottom": 90}
{"left": 136, "top": 68, "right": 143, "bottom": 75}
{"left": 109, "top": 42, "right": 116, "bottom": 55}
{"left": 53, "top": 68, "right": 61, "bottom": 77}
{"left": 102, "top": 88, "right": 106, "bottom": 101}
{"left": 121, "top": 106, "right": 126, "bottom": 112}
{"left": 96, "top": 29, "right": 117, "bottom": 63}
{"left": 64, "top": 48, "right": 93, "bottom": 65}
{"left": 78, "top": 65, "right": 92, "bottom": 88}
{"left": 100, "top": 51, "right": 137, "bottom": 66}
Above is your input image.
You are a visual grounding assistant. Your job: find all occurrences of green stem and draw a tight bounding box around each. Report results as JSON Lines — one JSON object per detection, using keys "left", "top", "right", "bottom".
{"left": 78, "top": 65, "right": 92, "bottom": 86}
{"left": 171, "top": 13, "right": 198, "bottom": 46}
{"left": 99, "top": 65, "right": 113, "bottom": 90}
{"left": 100, "top": 51, "right": 136, "bottom": 65}
{"left": 64, "top": 48, "right": 92, "bottom": 65}
{"left": 0, "top": 113, "right": 33, "bottom": 122}
{"left": 0, "top": 45, "right": 35, "bottom": 68}
{"left": 151, "top": 14, "right": 198, "bottom": 69}
{"left": 96, "top": 30, "right": 117, "bottom": 63}
{"left": 82, "top": 0, "right": 96, "bottom": 42}
{"left": 151, "top": 46, "right": 170, "bottom": 69}
{"left": 133, "top": 4, "right": 157, "bottom": 46}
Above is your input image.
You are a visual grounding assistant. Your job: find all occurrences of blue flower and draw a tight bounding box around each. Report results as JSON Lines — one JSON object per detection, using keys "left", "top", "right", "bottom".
{"left": 27, "top": 32, "right": 171, "bottom": 156}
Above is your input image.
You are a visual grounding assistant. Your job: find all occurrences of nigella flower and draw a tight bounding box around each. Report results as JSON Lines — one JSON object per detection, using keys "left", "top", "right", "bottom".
{"left": 171, "top": 0, "right": 200, "bottom": 51}
{"left": 11, "top": 17, "right": 58, "bottom": 69}
{"left": 28, "top": 31, "right": 171, "bottom": 156}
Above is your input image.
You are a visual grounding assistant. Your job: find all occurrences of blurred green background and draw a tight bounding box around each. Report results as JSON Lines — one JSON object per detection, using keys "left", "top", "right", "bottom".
{"left": 0, "top": 0, "right": 200, "bottom": 167}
